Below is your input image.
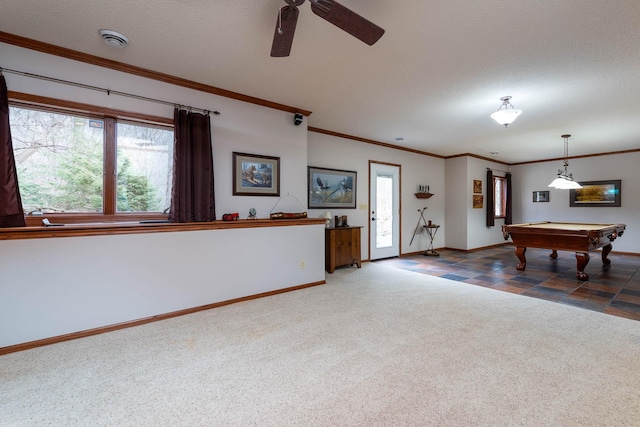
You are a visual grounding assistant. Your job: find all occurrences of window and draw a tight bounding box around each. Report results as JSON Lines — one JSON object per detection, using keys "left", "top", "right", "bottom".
{"left": 9, "top": 104, "right": 173, "bottom": 219}
{"left": 116, "top": 122, "right": 173, "bottom": 212}
{"left": 494, "top": 176, "right": 506, "bottom": 218}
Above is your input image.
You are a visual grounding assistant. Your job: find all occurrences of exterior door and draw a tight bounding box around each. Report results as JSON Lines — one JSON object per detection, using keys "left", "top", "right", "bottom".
{"left": 370, "top": 162, "right": 400, "bottom": 260}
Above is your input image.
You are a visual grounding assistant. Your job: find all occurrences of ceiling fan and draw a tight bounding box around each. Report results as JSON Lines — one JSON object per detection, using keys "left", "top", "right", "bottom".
{"left": 271, "top": 0, "right": 385, "bottom": 57}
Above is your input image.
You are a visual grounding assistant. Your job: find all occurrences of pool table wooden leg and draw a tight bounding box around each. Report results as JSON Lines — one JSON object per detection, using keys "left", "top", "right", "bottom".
{"left": 549, "top": 250, "right": 558, "bottom": 259}
{"left": 575, "top": 252, "right": 590, "bottom": 280}
{"left": 601, "top": 243, "right": 613, "bottom": 266}
{"left": 515, "top": 246, "right": 526, "bottom": 271}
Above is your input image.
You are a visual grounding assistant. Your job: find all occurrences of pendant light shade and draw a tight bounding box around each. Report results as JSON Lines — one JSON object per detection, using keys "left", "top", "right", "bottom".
{"left": 490, "top": 96, "right": 522, "bottom": 127}
{"left": 548, "top": 134, "right": 582, "bottom": 189}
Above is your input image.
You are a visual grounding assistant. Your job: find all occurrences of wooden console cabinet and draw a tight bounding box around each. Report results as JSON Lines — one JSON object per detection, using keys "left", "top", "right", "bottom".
{"left": 325, "top": 226, "right": 362, "bottom": 273}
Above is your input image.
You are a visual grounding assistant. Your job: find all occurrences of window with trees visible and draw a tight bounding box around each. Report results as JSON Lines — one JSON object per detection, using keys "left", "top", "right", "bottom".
{"left": 9, "top": 105, "right": 173, "bottom": 217}
{"left": 494, "top": 176, "right": 506, "bottom": 218}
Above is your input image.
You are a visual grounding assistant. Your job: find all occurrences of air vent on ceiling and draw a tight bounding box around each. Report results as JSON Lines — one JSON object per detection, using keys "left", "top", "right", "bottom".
{"left": 99, "top": 29, "right": 129, "bottom": 48}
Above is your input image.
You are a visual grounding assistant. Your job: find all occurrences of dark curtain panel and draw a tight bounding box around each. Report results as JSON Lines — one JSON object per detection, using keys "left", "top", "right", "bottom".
{"left": 485, "top": 169, "right": 494, "bottom": 227}
{"left": 505, "top": 172, "right": 513, "bottom": 225}
{"left": 0, "top": 75, "right": 26, "bottom": 228}
{"left": 169, "top": 108, "right": 216, "bottom": 223}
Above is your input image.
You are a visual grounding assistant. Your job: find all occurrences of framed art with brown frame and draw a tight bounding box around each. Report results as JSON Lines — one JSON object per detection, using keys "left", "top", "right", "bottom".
{"left": 569, "top": 180, "right": 621, "bottom": 207}
{"left": 473, "top": 194, "right": 483, "bottom": 209}
{"left": 232, "top": 152, "right": 280, "bottom": 196}
{"left": 308, "top": 166, "right": 357, "bottom": 209}
{"left": 473, "top": 179, "right": 482, "bottom": 194}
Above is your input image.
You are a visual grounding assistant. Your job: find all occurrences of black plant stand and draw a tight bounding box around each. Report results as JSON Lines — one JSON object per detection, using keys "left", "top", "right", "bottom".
{"left": 423, "top": 224, "right": 440, "bottom": 256}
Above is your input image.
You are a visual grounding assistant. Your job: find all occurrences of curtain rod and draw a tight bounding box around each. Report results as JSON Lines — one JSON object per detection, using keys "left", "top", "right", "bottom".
{"left": 0, "top": 66, "right": 220, "bottom": 116}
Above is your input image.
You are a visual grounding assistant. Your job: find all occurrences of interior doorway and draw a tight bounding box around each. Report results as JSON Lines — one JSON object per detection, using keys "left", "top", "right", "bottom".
{"left": 369, "top": 161, "right": 400, "bottom": 260}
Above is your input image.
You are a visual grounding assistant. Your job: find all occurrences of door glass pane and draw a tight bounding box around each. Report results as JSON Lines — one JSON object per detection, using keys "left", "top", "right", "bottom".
{"left": 376, "top": 175, "right": 393, "bottom": 248}
{"left": 10, "top": 106, "right": 104, "bottom": 213}
{"left": 116, "top": 122, "right": 173, "bottom": 212}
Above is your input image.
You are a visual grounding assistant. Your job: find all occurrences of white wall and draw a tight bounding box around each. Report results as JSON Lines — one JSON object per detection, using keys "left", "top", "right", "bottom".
{"left": 444, "top": 156, "right": 510, "bottom": 250}
{"left": 308, "top": 132, "right": 446, "bottom": 258}
{"left": 0, "top": 225, "right": 325, "bottom": 348}
{"left": 0, "top": 42, "right": 324, "bottom": 348}
{"left": 444, "top": 157, "right": 467, "bottom": 249}
{"left": 512, "top": 151, "right": 640, "bottom": 253}
{"left": 466, "top": 157, "right": 510, "bottom": 249}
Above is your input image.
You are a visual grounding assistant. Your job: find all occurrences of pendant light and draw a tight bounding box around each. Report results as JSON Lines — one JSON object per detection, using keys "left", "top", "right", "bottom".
{"left": 490, "top": 96, "right": 522, "bottom": 127}
{"left": 548, "top": 134, "right": 582, "bottom": 189}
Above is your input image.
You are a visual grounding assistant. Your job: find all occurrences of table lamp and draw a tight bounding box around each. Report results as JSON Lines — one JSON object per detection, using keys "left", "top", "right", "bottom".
{"left": 324, "top": 211, "right": 332, "bottom": 227}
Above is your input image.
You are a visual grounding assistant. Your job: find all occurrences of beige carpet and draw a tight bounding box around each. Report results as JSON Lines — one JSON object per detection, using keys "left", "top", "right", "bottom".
{"left": 1, "top": 262, "right": 640, "bottom": 426}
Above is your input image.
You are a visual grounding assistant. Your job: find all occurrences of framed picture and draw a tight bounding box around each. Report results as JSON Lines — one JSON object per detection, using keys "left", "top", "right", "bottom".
{"left": 533, "top": 191, "right": 549, "bottom": 203}
{"left": 570, "top": 180, "right": 621, "bottom": 207}
{"left": 473, "top": 180, "right": 482, "bottom": 194}
{"left": 308, "top": 166, "right": 356, "bottom": 209}
{"left": 473, "top": 194, "right": 483, "bottom": 209}
{"left": 232, "top": 152, "right": 280, "bottom": 196}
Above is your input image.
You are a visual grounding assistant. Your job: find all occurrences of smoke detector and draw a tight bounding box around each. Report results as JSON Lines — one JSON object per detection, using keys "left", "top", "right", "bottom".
{"left": 99, "top": 29, "right": 129, "bottom": 48}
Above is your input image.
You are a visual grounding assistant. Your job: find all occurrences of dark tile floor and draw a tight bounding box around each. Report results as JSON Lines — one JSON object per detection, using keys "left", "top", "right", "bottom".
{"left": 376, "top": 245, "right": 640, "bottom": 321}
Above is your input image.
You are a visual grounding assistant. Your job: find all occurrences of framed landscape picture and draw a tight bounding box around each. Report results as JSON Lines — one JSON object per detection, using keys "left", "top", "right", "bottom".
{"left": 232, "top": 152, "right": 280, "bottom": 196}
{"left": 569, "top": 180, "right": 621, "bottom": 207}
{"left": 308, "top": 166, "right": 356, "bottom": 209}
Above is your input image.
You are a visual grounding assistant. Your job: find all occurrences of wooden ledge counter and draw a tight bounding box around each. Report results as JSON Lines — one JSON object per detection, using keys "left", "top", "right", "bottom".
{"left": 0, "top": 218, "right": 326, "bottom": 241}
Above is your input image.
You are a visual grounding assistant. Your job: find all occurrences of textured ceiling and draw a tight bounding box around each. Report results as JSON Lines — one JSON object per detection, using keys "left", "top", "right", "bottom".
{"left": 2, "top": 0, "right": 640, "bottom": 163}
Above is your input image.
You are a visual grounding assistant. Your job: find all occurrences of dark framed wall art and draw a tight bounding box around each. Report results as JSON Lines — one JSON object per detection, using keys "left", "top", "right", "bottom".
{"left": 570, "top": 180, "right": 621, "bottom": 207}
{"left": 533, "top": 191, "right": 549, "bottom": 202}
{"left": 308, "top": 166, "right": 357, "bottom": 209}
{"left": 232, "top": 152, "right": 280, "bottom": 196}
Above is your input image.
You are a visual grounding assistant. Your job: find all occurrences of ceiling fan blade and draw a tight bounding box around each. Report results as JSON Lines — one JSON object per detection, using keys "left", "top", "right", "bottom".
{"left": 310, "top": 0, "right": 384, "bottom": 46}
{"left": 270, "top": 5, "right": 300, "bottom": 57}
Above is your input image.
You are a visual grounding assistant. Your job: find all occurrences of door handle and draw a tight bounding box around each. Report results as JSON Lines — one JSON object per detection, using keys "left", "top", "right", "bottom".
{"left": 371, "top": 217, "right": 376, "bottom": 221}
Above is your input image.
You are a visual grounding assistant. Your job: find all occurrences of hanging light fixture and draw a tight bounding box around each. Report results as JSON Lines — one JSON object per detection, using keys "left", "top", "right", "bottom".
{"left": 548, "top": 134, "right": 582, "bottom": 189}
{"left": 490, "top": 96, "right": 522, "bottom": 127}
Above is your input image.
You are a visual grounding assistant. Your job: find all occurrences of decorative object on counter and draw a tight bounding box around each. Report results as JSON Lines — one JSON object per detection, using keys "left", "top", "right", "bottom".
{"left": 473, "top": 180, "right": 482, "bottom": 194}
{"left": 324, "top": 211, "right": 332, "bottom": 227}
{"left": 334, "top": 215, "right": 349, "bottom": 227}
{"left": 415, "top": 184, "right": 433, "bottom": 199}
{"left": 248, "top": 208, "right": 257, "bottom": 219}
{"left": 233, "top": 152, "right": 280, "bottom": 196}
{"left": 409, "top": 207, "right": 428, "bottom": 246}
{"left": 308, "top": 166, "right": 357, "bottom": 209}
{"left": 222, "top": 213, "right": 239, "bottom": 221}
{"left": 270, "top": 212, "right": 308, "bottom": 219}
{"left": 269, "top": 193, "right": 307, "bottom": 219}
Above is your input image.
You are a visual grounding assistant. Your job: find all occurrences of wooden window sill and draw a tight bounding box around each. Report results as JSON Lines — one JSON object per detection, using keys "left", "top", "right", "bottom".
{"left": 0, "top": 218, "right": 326, "bottom": 240}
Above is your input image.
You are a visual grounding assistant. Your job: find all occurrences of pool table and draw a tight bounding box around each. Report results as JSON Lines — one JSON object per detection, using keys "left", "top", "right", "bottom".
{"left": 502, "top": 222, "right": 626, "bottom": 280}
